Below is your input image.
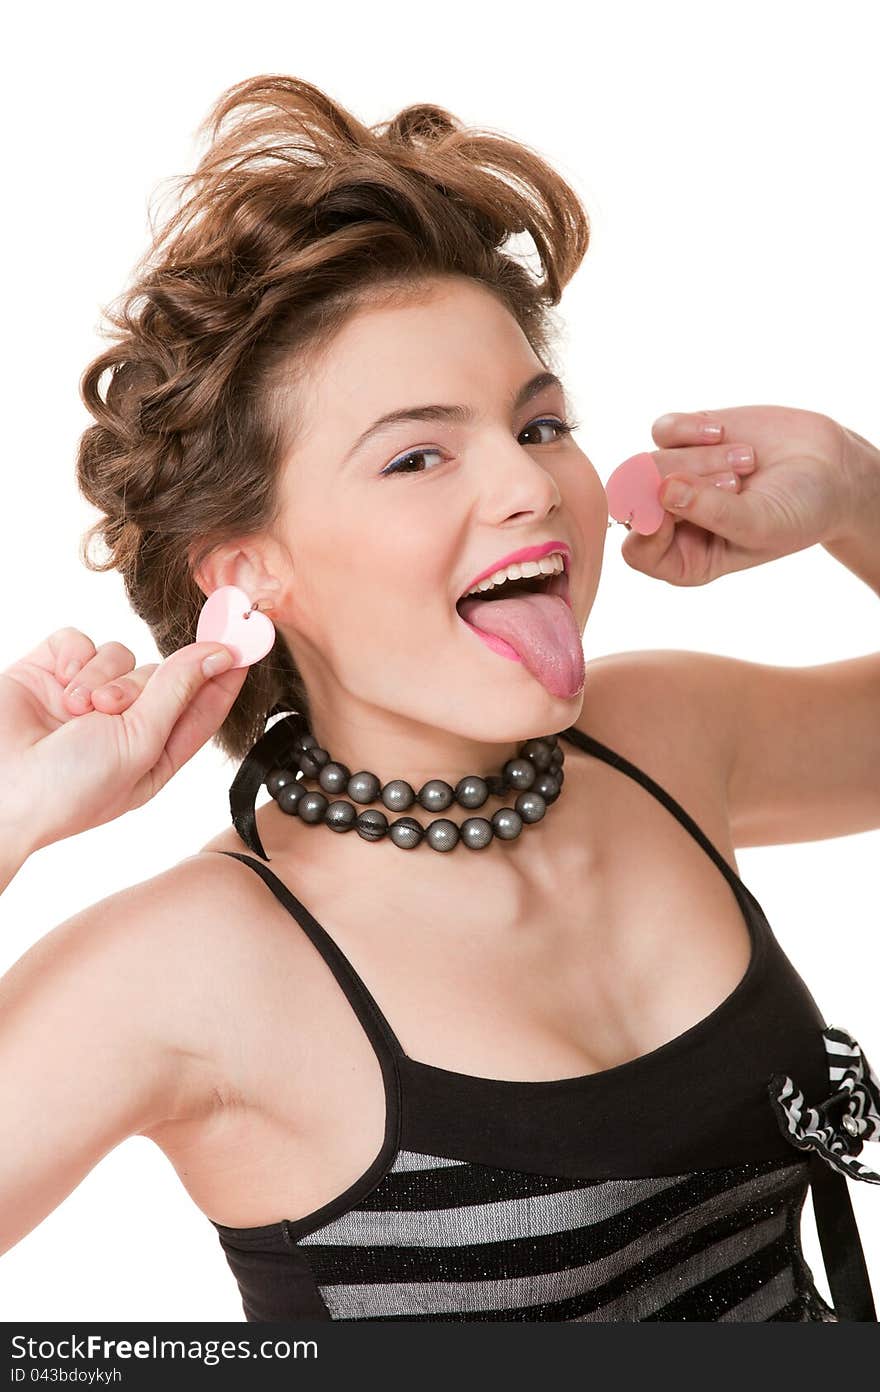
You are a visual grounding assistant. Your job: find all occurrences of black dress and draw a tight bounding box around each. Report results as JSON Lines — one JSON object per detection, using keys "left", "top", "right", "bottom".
{"left": 206, "top": 718, "right": 879, "bottom": 1322}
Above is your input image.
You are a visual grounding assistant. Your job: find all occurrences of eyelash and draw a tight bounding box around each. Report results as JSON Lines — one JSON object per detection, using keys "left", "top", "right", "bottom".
{"left": 378, "top": 416, "right": 581, "bottom": 478}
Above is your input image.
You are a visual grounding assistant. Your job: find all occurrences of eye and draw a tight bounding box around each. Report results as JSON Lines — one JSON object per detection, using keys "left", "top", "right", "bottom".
{"left": 378, "top": 415, "right": 579, "bottom": 478}
{"left": 519, "top": 416, "right": 579, "bottom": 446}
{"left": 379, "top": 447, "right": 446, "bottom": 478}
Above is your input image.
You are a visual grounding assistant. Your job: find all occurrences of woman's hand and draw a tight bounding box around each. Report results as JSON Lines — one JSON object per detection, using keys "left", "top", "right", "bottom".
{"left": 619, "top": 405, "right": 858, "bottom": 586}
{"left": 0, "top": 628, "right": 246, "bottom": 864}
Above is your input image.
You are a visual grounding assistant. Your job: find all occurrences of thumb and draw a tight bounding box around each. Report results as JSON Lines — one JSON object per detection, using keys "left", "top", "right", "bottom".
{"left": 121, "top": 643, "right": 245, "bottom": 786}
{"left": 659, "top": 472, "right": 763, "bottom": 544}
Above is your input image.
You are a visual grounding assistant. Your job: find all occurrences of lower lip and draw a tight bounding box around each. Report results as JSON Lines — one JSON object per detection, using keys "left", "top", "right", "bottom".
{"left": 455, "top": 569, "right": 572, "bottom": 664}
{"left": 467, "top": 630, "right": 522, "bottom": 662}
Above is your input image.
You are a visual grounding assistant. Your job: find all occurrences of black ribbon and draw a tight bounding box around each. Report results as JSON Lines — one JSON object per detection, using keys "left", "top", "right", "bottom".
{"left": 809, "top": 1152, "right": 877, "bottom": 1320}
{"left": 228, "top": 704, "right": 308, "bottom": 862}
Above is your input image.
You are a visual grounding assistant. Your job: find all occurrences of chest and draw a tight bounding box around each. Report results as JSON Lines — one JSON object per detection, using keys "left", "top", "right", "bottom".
{"left": 147, "top": 739, "right": 757, "bottom": 1228}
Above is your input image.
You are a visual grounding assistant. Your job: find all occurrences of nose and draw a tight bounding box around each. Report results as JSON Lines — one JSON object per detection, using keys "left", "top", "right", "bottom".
{"left": 478, "top": 429, "right": 563, "bottom": 522}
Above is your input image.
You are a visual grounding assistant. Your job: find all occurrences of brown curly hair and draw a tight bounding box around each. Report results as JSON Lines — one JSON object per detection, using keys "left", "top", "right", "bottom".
{"left": 75, "top": 74, "right": 591, "bottom": 762}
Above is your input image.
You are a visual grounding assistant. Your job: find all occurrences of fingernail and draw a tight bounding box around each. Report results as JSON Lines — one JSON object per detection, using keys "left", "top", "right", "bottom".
{"left": 68, "top": 685, "right": 91, "bottom": 708}
{"left": 62, "top": 659, "right": 82, "bottom": 681}
{"left": 699, "top": 422, "right": 724, "bottom": 440}
{"left": 663, "top": 479, "right": 694, "bottom": 508}
{"left": 726, "top": 445, "right": 754, "bottom": 469}
{"left": 101, "top": 683, "right": 125, "bottom": 701}
{"left": 202, "top": 648, "right": 235, "bottom": 676}
{"left": 713, "top": 472, "right": 740, "bottom": 491}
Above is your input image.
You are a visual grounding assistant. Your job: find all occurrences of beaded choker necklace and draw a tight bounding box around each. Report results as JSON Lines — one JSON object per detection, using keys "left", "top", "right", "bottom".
{"left": 228, "top": 707, "right": 566, "bottom": 862}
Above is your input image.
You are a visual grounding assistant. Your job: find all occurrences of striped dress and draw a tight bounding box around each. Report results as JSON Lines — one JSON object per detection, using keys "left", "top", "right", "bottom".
{"left": 208, "top": 724, "right": 878, "bottom": 1322}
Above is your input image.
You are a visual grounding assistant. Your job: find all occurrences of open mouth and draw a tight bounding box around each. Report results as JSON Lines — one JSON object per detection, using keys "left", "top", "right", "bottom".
{"left": 453, "top": 554, "right": 584, "bottom": 698}
{"left": 455, "top": 562, "right": 572, "bottom": 619}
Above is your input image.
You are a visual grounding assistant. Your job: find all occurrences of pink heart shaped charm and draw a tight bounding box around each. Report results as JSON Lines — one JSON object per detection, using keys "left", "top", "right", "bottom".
{"left": 605, "top": 452, "right": 665, "bottom": 535}
{"left": 195, "top": 585, "right": 276, "bottom": 669}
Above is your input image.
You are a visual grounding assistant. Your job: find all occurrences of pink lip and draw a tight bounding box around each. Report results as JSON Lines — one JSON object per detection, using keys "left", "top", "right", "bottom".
{"left": 459, "top": 540, "right": 571, "bottom": 598}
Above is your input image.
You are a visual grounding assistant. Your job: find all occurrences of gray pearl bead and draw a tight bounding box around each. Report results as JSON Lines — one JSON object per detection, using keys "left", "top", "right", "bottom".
{"left": 522, "top": 738, "right": 554, "bottom": 773}
{"left": 318, "top": 761, "right": 351, "bottom": 795}
{"left": 356, "top": 809, "right": 388, "bottom": 841}
{"left": 389, "top": 816, "right": 424, "bottom": 849}
{"left": 455, "top": 775, "right": 489, "bottom": 809}
{"left": 325, "top": 800, "right": 357, "bottom": 832}
{"left": 277, "top": 781, "right": 306, "bottom": 815}
{"left": 382, "top": 779, "right": 415, "bottom": 812}
{"left": 534, "top": 772, "right": 561, "bottom": 805}
{"left": 491, "top": 807, "right": 523, "bottom": 840}
{"left": 460, "top": 817, "right": 494, "bottom": 849}
{"left": 418, "top": 780, "right": 455, "bottom": 812}
{"left": 348, "top": 771, "right": 381, "bottom": 804}
{"left": 298, "top": 790, "right": 329, "bottom": 823}
{"left": 503, "top": 757, "right": 536, "bottom": 791}
{"left": 515, "top": 790, "right": 547, "bottom": 823}
{"left": 425, "top": 818, "right": 459, "bottom": 851}
{"left": 266, "top": 766, "right": 296, "bottom": 797}
{"left": 271, "top": 725, "right": 563, "bottom": 850}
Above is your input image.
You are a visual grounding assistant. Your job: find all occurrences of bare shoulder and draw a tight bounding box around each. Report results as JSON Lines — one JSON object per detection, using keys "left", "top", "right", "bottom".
{"left": 36, "top": 851, "right": 283, "bottom": 1118}
{"left": 70, "top": 849, "right": 272, "bottom": 976}
{"left": 574, "top": 648, "right": 745, "bottom": 806}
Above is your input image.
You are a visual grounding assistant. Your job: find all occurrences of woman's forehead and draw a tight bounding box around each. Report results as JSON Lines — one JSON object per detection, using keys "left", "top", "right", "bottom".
{"left": 306, "top": 289, "right": 542, "bottom": 417}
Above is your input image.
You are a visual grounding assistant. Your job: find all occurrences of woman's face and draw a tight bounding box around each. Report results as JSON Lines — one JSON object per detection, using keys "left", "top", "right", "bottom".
{"left": 267, "top": 274, "right": 608, "bottom": 775}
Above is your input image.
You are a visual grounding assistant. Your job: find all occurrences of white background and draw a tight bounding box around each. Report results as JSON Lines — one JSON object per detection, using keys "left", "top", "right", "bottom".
{"left": 1, "top": 0, "right": 877, "bottom": 1321}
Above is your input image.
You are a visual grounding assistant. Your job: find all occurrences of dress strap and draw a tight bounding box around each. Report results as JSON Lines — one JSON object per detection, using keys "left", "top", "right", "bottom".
{"left": 558, "top": 725, "right": 753, "bottom": 906}
{"left": 809, "top": 1154, "right": 877, "bottom": 1320}
{"left": 215, "top": 849, "right": 406, "bottom": 1065}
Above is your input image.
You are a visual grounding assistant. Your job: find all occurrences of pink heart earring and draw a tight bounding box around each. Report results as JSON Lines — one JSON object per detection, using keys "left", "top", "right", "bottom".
{"left": 605, "top": 452, "right": 665, "bottom": 536}
{"left": 196, "top": 584, "right": 276, "bottom": 669}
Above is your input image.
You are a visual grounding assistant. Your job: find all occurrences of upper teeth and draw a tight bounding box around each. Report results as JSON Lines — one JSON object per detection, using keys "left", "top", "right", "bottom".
{"left": 461, "top": 551, "right": 565, "bottom": 598}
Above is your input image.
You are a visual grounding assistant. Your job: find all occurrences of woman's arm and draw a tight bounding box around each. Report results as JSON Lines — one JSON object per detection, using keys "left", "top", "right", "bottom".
{"left": 0, "top": 849, "right": 26, "bottom": 896}
{"left": 0, "top": 860, "right": 227, "bottom": 1257}
{"left": 620, "top": 409, "right": 880, "bottom": 849}
{"left": 0, "top": 812, "right": 36, "bottom": 894}
{"left": 821, "top": 425, "right": 880, "bottom": 596}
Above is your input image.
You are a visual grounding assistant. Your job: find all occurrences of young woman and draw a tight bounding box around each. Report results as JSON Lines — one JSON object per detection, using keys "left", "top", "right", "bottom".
{"left": 1, "top": 74, "right": 878, "bottom": 1323}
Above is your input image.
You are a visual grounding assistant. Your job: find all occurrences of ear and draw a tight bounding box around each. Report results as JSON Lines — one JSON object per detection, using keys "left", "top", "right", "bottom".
{"left": 190, "top": 541, "right": 283, "bottom": 609}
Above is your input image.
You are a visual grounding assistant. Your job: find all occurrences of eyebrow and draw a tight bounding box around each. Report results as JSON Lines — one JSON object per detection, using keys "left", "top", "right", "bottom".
{"left": 341, "top": 370, "right": 567, "bottom": 463}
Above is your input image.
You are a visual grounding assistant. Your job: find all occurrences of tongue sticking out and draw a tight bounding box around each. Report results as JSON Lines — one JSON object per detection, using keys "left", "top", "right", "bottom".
{"left": 457, "top": 591, "right": 585, "bottom": 699}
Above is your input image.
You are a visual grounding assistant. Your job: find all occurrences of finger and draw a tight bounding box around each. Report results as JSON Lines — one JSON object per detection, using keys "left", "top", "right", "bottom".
{"left": 90, "top": 663, "right": 160, "bottom": 712}
{"left": 619, "top": 469, "right": 742, "bottom": 569}
{"left": 11, "top": 628, "right": 99, "bottom": 684}
{"left": 653, "top": 441, "right": 756, "bottom": 481}
{"left": 618, "top": 493, "right": 680, "bottom": 577}
{"left": 651, "top": 411, "right": 726, "bottom": 448}
{"left": 144, "top": 660, "right": 249, "bottom": 798}
{"left": 120, "top": 643, "right": 244, "bottom": 792}
{"left": 61, "top": 641, "right": 138, "bottom": 713}
{"left": 658, "top": 471, "right": 767, "bottom": 544}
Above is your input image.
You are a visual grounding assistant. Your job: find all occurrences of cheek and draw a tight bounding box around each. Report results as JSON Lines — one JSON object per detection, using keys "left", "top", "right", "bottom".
{"left": 307, "top": 538, "right": 455, "bottom": 640}
{"left": 296, "top": 488, "right": 450, "bottom": 616}
{"left": 365, "top": 500, "right": 460, "bottom": 621}
{"left": 563, "top": 455, "right": 607, "bottom": 538}
{"left": 380, "top": 553, "right": 458, "bottom": 628}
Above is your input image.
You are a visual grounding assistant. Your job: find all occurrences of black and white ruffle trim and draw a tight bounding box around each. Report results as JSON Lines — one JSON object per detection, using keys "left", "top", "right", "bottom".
{"left": 768, "top": 1025, "right": 880, "bottom": 1185}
